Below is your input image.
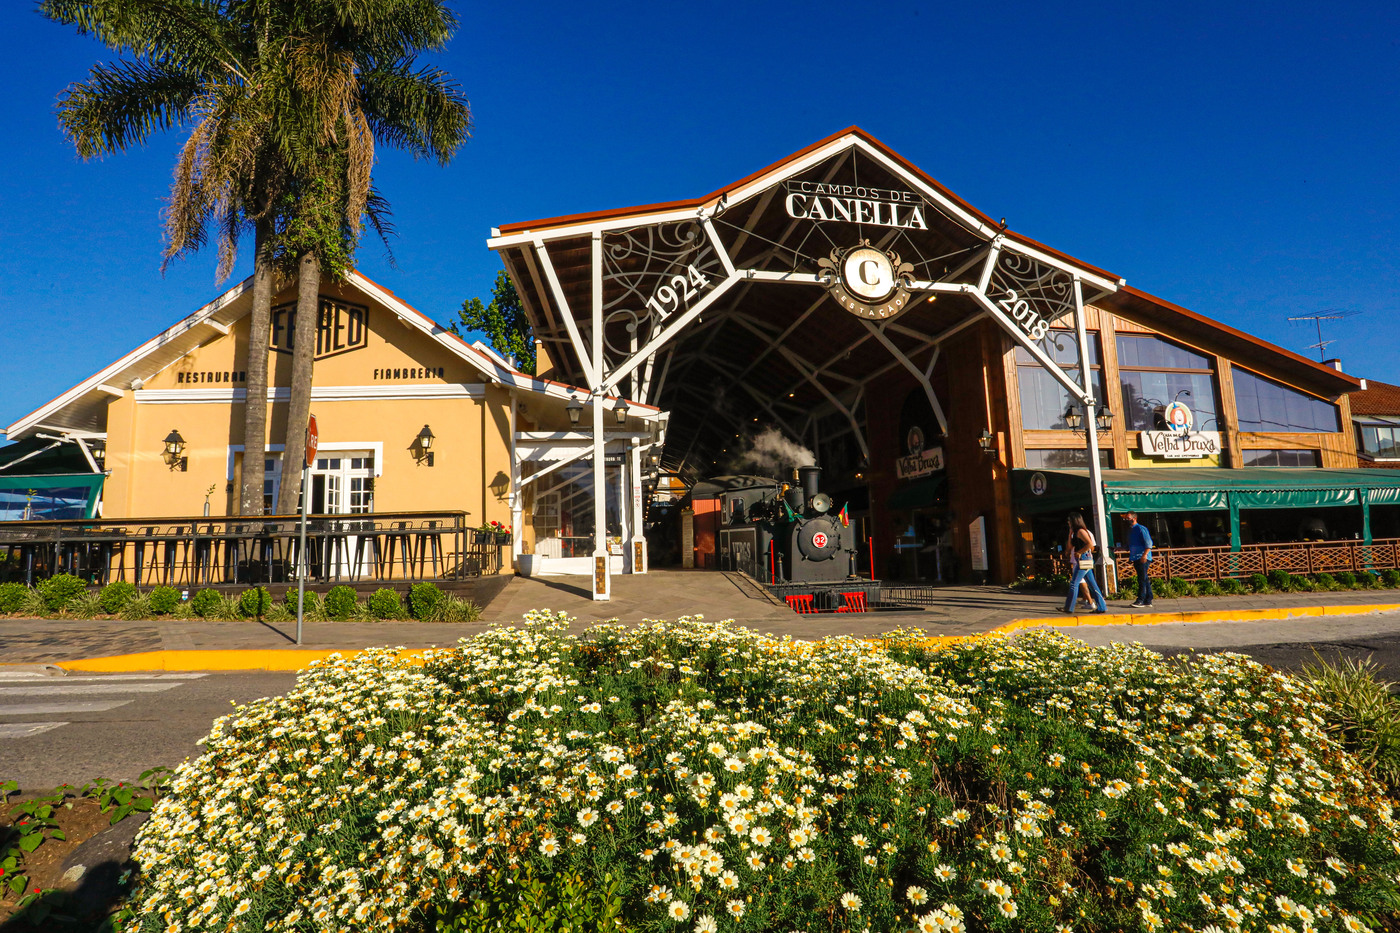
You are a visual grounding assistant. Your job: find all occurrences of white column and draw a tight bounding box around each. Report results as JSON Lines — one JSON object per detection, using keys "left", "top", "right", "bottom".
{"left": 1072, "top": 277, "right": 1115, "bottom": 594}
{"left": 591, "top": 232, "right": 611, "bottom": 599}
{"left": 628, "top": 438, "right": 646, "bottom": 574}
{"left": 509, "top": 393, "right": 522, "bottom": 568}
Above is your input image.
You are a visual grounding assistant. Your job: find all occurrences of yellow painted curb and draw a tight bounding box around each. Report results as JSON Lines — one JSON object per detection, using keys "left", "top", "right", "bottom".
{"left": 992, "top": 602, "right": 1400, "bottom": 638}
{"left": 57, "top": 647, "right": 435, "bottom": 673}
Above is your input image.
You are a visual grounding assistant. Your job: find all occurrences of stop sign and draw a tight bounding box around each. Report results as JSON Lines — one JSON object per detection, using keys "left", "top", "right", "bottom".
{"left": 305, "top": 414, "right": 319, "bottom": 467}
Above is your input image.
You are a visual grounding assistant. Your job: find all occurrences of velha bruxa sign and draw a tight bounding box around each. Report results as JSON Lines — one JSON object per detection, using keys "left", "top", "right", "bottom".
{"left": 1139, "top": 430, "right": 1222, "bottom": 459}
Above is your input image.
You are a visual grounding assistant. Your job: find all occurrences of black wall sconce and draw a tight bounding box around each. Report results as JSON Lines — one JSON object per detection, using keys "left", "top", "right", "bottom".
{"left": 162, "top": 429, "right": 187, "bottom": 471}
{"left": 978, "top": 430, "right": 996, "bottom": 455}
{"left": 613, "top": 398, "right": 630, "bottom": 425}
{"left": 566, "top": 395, "right": 583, "bottom": 427}
{"left": 413, "top": 424, "right": 435, "bottom": 467}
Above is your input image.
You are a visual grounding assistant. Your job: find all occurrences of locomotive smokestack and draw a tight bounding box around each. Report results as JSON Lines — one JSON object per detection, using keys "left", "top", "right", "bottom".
{"left": 799, "top": 465, "right": 822, "bottom": 503}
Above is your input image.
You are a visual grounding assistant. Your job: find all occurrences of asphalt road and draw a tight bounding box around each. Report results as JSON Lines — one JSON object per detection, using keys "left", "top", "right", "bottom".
{"left": 1, "top": 670, "right": 297, "bottom": 791}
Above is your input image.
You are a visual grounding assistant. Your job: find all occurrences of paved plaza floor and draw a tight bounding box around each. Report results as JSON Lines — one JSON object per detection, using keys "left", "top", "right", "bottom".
{"left": 1, "top": 570, "right": 1399, "bottom": 666}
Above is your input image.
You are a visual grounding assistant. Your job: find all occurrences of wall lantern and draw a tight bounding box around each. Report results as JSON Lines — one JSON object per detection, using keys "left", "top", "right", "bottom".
{"left": 565, "top": 396, "right": 583, "bottom": 427}
{"left": 1095, "top": 405, "right": 1114, "bottom": 431}
{"left": 162, "top": 429, "right": 187, "bottom": 471}
{"left": 978, "top": 430, "right": 996, "bottom": 455}
{"left": 90, "top": 439, "right": 106, "bottom": 470}
{"left": 613, "top": 398, "right": 630, "bottom": 425}
{"left": 1062, "top": 405, "right": 1083, "bottom": 430}
{"left": 413, "top": 424, "right": 435, "bottom": 467}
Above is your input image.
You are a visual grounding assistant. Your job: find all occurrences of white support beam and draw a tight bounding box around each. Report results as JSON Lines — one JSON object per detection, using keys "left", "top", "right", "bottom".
{"left": 96, "top": 384, "right": 126, "bottom": 398}
{"left": 1073, "top": 275, "right": 1115, "bottom": 594}
{"left": 969, "top": 288, "right": 1089, "bottom": 403}
{"left": 777, "top": 346, "right": 871, "bottom": 463}
{"left": 590, "top": 231, "right": 610, "bottom": 600}
{"left": 203, "top": 319, "right": 231, "bottom": 336}
{"left": 598, "top": 274, "right": 742, "bottom": 396}
{"left": 862, "top": 320, "right": 948, "bottom": 435}
{"left": 517, "top": 443, "right": 593, "bottom": 488}
{"left": 533, "top": 239, "right": 599, "bottom": 388}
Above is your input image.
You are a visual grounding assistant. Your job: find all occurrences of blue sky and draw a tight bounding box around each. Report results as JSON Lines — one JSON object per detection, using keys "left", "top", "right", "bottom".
{"left": 2, "top": 0, "right": 1397, "bottom": 431}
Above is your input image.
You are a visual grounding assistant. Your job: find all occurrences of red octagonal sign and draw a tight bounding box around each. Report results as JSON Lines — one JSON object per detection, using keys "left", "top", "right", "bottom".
{"left": 305, "top": 414, "right": 319, "bottom": 467}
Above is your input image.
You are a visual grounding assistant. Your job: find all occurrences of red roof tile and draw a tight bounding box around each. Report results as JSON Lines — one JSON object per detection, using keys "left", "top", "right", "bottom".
{"left": 1350, "top": 379, "right": 1400, "bottom": 415}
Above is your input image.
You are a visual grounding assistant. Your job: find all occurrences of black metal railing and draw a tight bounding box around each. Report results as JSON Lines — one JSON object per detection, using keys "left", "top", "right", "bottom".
{"left": 0, "top": 511, "right": 503, "bottom": 588}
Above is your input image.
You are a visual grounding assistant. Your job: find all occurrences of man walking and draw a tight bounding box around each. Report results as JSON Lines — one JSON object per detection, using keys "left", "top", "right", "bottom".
{"left": 1127, "top": 512, "right": 1154, "bottom": 608}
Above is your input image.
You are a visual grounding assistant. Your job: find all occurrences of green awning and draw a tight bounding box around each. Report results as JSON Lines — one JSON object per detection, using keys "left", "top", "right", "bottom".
{"left": 1013, "top": 467, "right": 1400, "bottom": 514}
{"left": 887, "top": 474, "right": 946, "bottom": 510}
{"left": 0, "top": 473, "right": 105, "bottom": 520}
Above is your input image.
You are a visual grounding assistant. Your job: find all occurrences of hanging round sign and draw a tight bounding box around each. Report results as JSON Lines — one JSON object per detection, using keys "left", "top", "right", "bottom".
{"left": 1163, "top": 401, "right": 1193, "bottom": 434}
{"left": 818, "top": 241, "right": 915, "bottom": 320}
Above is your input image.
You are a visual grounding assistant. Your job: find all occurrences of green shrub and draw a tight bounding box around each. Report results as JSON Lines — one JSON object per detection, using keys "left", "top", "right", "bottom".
{"left": 1314, "top": 572, "right": 1337, "bottom": 591}
{"left": 324, "top": 585, "right": 359, "bottom": 620}
{"left": 1160, "top": 576, "right": 1188, "bottom": 598}
{"left": 408, "top": 581, "right": 443, "bottom": 621}
{"left": 1358, "top": 570, "right": 1379, "bottom": 589}
{"left": 120, "top": 593, "right": 153, "bottom": 621}
{"left": 69, "top": 591, "right": 105, "bottom": 619}
{"left": 238, "top": 587, "right": 271, "bottom": 619}
{"left": 127, "top": 617, "right": 1400, "bottom": 933}
{"left": 1042, "top": 572, "right": 1069, "bottom": 593}
{"left": 1292, "top": 576, "right": 1316, "bottom": 593}
{"left": 0, "top": 582, "right": 28, "bottom": 613}
{"left": 98, "top": 580, "right": 137, "bottom": 613}
{"left": 428, "top": 594, "right": 483, "bottom": 623}
{"left": 367, "top": 587, "right": 405, "bottom": 620}
{"left": 1248, "top": 572, "right": 1269, "bottom": 593}
{"left": 1383, "top": 568, "right": 1400, "bottom": 588}
{"left": 1220, "top": 577, "right": 1247, "bottom": 595}
{"left": 1303, "top": 653, "right": 1400, "bottom": 792}
{"left": 1267, "top": 569, "right": 1292, "bottom": 592}
{"left": 148, "top": 586, "right": 181, "bottom": 615}
{"left": 284, "top": 589, "right": 325, "bottom": 621}
{"left": 37, "top": 573, "right": 87, "bottom": 612}
{"left": 1196, "top": 578, "right": 1223, "bottom": 596}
{"left": 1335, "top": 570, "right": 1358, "bottom": 589}
{"left": 189, "top": 588, "right": 223, "bottom": 618}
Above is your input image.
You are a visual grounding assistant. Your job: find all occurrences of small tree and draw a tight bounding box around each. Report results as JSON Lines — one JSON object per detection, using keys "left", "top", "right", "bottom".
{"left": 453, "top": 271, "right": 533, "bottom": 373}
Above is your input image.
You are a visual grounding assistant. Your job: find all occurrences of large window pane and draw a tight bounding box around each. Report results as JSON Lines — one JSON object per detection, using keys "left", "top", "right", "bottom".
{"left": 1116, "top": 334, "right": 1211, "bottom": 370}
{"left": 1233, "top": 367, "right": 1340, "bottom": 433}
{"left": 1119, "top": 371, "right": 1220, "bottom": 431}
{"left": 1240, "top": 449, "right": 1321, "bottom": 467}
{"left": 1023, "top": 448, "right": 1112, "bottom": 468}
{"left": 1019, "top": 367, "right": 1107, "bottom": 430}
{"left": 1014, "top": 330, "right": 1100, "bottom": 367}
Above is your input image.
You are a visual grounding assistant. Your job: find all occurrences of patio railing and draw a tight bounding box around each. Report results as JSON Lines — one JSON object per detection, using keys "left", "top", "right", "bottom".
{"left": 1022, "top": 537, "right": 1400, "bottom": 585}
{"left": 0, "top": 511, "right": 504, "bottom": 588}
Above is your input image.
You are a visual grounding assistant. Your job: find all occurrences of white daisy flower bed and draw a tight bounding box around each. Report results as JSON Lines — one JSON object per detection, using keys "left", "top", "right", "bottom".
{"left": 127, "top": 613, "right": 1400, "bottom": 932}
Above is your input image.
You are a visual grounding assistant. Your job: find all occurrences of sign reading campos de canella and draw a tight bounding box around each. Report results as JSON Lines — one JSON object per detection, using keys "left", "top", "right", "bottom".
{"left": 1139, "top": 400, "right": 1221, "bottom": 459}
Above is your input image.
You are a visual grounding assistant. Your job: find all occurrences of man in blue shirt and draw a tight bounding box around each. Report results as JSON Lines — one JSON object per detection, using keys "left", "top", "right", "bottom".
{"left": 1126, "top": 512, "right": 1154, "bottom": 608}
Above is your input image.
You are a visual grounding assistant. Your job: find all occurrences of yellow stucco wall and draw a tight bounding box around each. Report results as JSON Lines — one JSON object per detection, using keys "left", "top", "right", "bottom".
{"left": 102, "top": 279, "right": 516, "bottom": 546}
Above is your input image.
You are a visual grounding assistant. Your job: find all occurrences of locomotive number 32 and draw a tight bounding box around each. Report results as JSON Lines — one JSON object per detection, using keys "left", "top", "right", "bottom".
{"left": 811, "top": 531, "right": 829, "bottom": 549}
{"left": 645, "top": 264, "right": 711, "bottom": 322}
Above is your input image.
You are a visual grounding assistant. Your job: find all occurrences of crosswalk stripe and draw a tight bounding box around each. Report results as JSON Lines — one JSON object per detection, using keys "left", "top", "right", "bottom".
{"left": 1, "top": 701, "right": 135, "bottom": 716}
{"left": 0, "top": 722, "right": 67, "bottom": 738}
{"left": 0, "top": 683, "right": 187, "bottom": 697}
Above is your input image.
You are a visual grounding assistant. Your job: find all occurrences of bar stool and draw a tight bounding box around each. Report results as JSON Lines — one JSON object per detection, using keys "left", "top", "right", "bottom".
{"left": 349, "top": 520, "right": 381, "bottom": 582}
{"left": 190, "top": 524, "right": 219, "bottom": 585}
{"left": 415, "top": 520, "right": 445, "bottom": 579}
{"left": 133, "top": 526, "right": 160, "bottom": 586}
{"left": 381, "top": 521, "right": 417, "bottom": 581}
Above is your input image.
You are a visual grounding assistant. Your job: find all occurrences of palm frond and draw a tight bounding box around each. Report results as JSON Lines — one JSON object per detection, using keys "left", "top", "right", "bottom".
{"left": 40, "top": 0, "right": 240, "bottom": 78}
{"left": 358, "top": 59, "right": 471, "bottom": 163}
{"left": 363, "top": 184, "right": 397, "bottom": 267}
{"left": 57, "top": 58, "right": 204, "bottom": 157}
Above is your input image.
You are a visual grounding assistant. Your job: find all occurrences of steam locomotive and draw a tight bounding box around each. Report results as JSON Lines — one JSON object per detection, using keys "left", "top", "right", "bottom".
{"left": 702, "top": 466, "right": 878, "bottom": 611}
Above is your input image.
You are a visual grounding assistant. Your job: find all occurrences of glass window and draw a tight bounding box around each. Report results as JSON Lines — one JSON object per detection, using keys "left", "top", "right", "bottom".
{"left": 1023, "top": 448, "right": 1112, "bottom": 469}
{"left": 1240, "top": 449, "right": 1321, "bottom": 467}
{"left": 1233, "top": 367, "right": 1339, "bottom": 433}
{"left": 1116, "top": 334, "right": 1221, "bottom": 432}
{"left": 1017, "top": 330, "right": 1104, "bottom": 431}
{"left": 1358, "top": 425, "right": 1400, "bottom": 458}
{"left": 1115, "top": 334, "right": 1211, "bottom": 370}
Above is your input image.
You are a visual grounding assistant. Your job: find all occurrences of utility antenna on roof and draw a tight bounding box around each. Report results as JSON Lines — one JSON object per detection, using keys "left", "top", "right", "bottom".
{"left": 1286, "top": 309, "right": 1360, "bottom": 362}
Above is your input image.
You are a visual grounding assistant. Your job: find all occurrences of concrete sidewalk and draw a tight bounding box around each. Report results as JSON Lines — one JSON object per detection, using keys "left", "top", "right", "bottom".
{"left": 0, "top": 570, "right": 1398, "bottom": 669}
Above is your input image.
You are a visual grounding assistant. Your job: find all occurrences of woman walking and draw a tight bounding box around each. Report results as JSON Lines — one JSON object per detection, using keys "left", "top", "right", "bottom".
{"left": 1063, "top": 512, "right": 1108, "bottom": 614}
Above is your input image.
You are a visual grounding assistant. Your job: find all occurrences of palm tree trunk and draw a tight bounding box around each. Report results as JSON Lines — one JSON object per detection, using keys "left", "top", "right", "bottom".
{"left": 240, "top": 218, "right": 274, "bottom": 516}
{"left": 276, "top": 250, "right": 321, "bottom": 515}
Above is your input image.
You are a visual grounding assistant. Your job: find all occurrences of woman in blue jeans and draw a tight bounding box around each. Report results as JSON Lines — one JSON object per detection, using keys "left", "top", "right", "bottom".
{"left": 1063, "top": 512, "right": 1107, "bottom": 613}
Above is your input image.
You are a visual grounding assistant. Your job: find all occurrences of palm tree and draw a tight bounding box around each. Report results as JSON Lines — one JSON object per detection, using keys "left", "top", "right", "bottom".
{"left": 43, "top": 0, "right": 472, "bottom": 517}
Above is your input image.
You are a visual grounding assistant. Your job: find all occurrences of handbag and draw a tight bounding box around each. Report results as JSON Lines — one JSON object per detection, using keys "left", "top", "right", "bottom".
{"left": 1077, "top": 552, "right": 1095, "bottom": 571}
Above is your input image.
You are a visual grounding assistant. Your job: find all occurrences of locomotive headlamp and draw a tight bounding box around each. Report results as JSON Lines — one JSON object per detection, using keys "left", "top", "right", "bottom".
{"left": 1062, "top": 405, "right": 1083, "bottom": 430}
{"left": 565, "top": 396, "right": 583, "bottom": 427}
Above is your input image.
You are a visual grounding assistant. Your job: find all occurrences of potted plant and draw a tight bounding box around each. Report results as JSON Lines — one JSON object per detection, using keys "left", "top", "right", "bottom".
{"left": 487, "top": 520, "right": 512, "bottom": 545}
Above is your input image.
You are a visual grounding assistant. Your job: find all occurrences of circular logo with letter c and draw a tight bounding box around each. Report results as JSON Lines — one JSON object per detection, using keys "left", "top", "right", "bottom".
{"left": 841, "top": 246, "right": 896, "bottom": 302}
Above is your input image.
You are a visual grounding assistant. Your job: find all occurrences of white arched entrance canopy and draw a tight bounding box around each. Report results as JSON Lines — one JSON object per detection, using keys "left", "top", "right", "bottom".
{"left": 489, "top": 128, "right": 1124, "bottom": 599}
